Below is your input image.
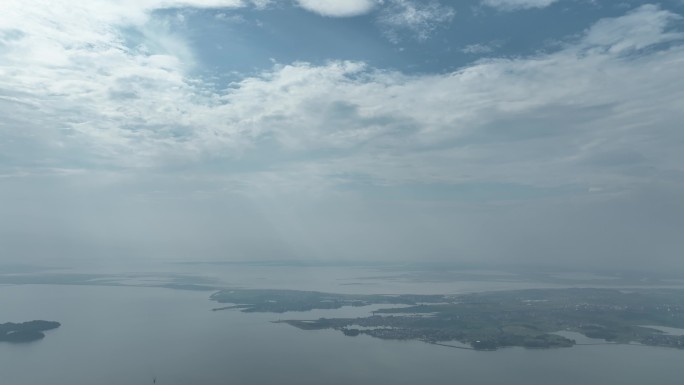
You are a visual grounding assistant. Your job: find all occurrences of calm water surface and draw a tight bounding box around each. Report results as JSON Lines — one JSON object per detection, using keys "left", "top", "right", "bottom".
{"left": 1, "top": 276, "right": 684, "bottom": 384}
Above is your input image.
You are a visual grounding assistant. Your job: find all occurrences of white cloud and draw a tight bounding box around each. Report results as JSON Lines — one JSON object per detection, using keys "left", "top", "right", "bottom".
{"left": 2, "top": 2, "right": 684, "bottom": 195}
{"left": 2, "top": 2, "right": 684, "bottom": 266}
{"left": 582, "top": 4, "right": 684, "bottom": 53}
{"left": 0, "top": 0, "right": 252, "bottom": 167}
{"left": 378, "top": 0, "right": 456, "bottom": 43}
{"left": 295, "top": 0, "right": 377, "bottom": 17}
{"left": 249, "top": 0, "right": 272, "bottom": 9}
{"left": 482, "top": 0, "right": 558, "bottom": 11}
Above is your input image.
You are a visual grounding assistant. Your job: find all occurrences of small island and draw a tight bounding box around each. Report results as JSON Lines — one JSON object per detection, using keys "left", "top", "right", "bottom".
{"left": 211, "top": 288, "right": 684, "bottom": 351}
{"left": 0, "top": 321, "right": 61, "bottom": 343}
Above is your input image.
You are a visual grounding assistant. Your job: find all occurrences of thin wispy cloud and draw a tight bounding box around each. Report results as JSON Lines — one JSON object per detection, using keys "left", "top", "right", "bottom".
{"left": 461, "top": 40, "right": 504, "bottom": 54}
{"left": 482, "top": 0, "right": 559, "bottom": 11}
{"left": 295, "top": 0, "right": 377, "bottom": 17}
{"left": 378, "top": 0, "right": 456, "bottom": 43}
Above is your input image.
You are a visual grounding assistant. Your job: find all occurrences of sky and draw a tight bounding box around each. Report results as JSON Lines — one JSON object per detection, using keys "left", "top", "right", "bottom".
{"left": 1, "top": 0, "right": 683, "bottom": 270}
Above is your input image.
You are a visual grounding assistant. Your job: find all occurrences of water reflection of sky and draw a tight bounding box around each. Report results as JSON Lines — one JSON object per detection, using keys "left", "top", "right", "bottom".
{"left": 8, "top": 260, "right": 684, "bottom": 296}
{"left": 3, "top": 283, "right": 684, "bottom": 385}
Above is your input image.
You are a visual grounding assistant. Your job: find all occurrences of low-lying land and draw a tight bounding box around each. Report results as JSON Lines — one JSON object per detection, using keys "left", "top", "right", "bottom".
{"left": 210, "top": 289, "right": 443, "bottom": 313}
{"left": 0, "top": 320, "right": 61, "bottom": 343}
{"left": 212, "top": 288, "right": 684, "bottom": 350}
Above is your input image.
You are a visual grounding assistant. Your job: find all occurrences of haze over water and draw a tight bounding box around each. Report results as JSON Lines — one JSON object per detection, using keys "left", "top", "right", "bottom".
{"left": 2, "top": 264, "right": 684, "bottom": 385}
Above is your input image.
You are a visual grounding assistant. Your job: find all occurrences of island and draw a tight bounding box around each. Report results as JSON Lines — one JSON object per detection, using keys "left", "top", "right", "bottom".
{"left": 211, "top": 288, "right": 684, "bottom": 350}
{"left": 0, "top": 321, "right": 61, "bottom": 343}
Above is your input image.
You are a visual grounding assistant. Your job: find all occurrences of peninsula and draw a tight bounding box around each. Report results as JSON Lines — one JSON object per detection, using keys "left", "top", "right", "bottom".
{"left": 211, "top": 288, "right": 684, "bottom": 350}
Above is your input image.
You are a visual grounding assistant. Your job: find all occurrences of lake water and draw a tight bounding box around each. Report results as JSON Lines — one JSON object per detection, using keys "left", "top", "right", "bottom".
{"left": 2, "top": 267, "right": 684, "bottom": 385}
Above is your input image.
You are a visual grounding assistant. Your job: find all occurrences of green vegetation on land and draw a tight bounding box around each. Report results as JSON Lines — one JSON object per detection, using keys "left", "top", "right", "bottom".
{"left": 212, "top": 288, "right": 684, "bottom": 350}
{"left": 210, "top": 289, "right": 442, "bottom": 313}
{"left": 0, "top": 320, "right": 61, "bottom": 343}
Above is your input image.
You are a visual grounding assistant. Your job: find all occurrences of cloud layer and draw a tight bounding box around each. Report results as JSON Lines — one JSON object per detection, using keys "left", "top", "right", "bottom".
{"left": 3, "top": 4, "right": 681, "bottom": 188}
{"left": 1, "top": 2, "right": 684, "bottom": 267}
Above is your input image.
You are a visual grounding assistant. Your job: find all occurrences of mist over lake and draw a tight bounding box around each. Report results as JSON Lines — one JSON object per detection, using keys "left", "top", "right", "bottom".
{"left": 2, "top": 263, "right": 684, "bottom": 385}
